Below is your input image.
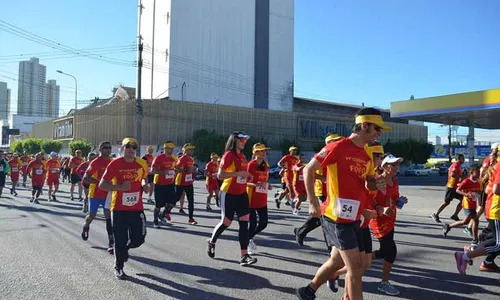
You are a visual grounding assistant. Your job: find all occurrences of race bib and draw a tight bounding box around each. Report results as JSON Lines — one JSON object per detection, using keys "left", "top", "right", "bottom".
{"left": 165, "top": 170, "right": 175, "bottom": 179}
{"left": 236, "top": 176, "right": 246, "bottom": 184}
{"left": 35, "top": 169, "right": 43, "bottom": 175}
{"left": 256, "top": 184, "right": 268, "bottom": 193}
{"left": 12, "top": 168, "right": 18, "bottom": 172}
{"left": 23, "top": 162, "right": 28, "bottom": 166}
{"left": 185, "top": 174, "right": 193, "bottom": 182}
{"left": 51, "top": 168, "right": 59, "bottom": 174}
{"left": 122, "top": 192, "right": 140, "bottom": 207}
{"left": 298, "top": 174, "right": 304, "bottom": 181}
{"left": 335, "top": 198, "right": 360, "bottom": 221}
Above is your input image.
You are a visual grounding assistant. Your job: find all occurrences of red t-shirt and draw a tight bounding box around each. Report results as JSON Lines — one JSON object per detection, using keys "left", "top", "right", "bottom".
{"left": 142, "top": 153, "right": 154, "bottom": 174}
{"left": 175, "top": 155, "right": 195, "bottom": 186}
{"left": 220, "top": 151, "right": 248, "bottom": 195}
{"left": 27, "top": 160, "right": 46, "bottom": 187}
{"left": 152, "top": 154, "right": 177, "bottom": 185}
{"left": 458, "top": 178, "right": 482, "bottom": 210}
{"left": 8, "top": 159, "right": 21, "bottom": 175}
{"left": 293, "top": 162, "right": 306, "bottom": 188}
{"left": 205, "top": 161, "right": 219, "bottom": 185}
{"left": 447, "top": 162, "right": 462, "bottom": 189}
{"left": 45, "top": 159, "right": 61, "bottom": 181}
{"left": 70, "top": 156, "right": 83, "bottom": 175}
{"left": 281, "top": 154, "right": 298, "bottom": 180}
{"left": 482, "top": 156, "right": 491, "bottom": 170}
{"left": 86, "top": 156, "right": 113, "bottom": 199}
{"left": 76, "top": 161, "right": 90, "bottom": 179}
{"left": 369, "top": 179, "right": 400, "bottom": 238}
{"left": 315, "top": 138, "right": 374, "bottom": 223}
{"left": 102, "top": 157, "right": 148, "bottom": 211}
{"left": 247, "top": 159, "right": 269, "bottom": 208}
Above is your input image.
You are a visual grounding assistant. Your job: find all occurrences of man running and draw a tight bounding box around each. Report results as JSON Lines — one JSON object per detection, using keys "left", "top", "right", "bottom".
{"left": 99, "top": 137, "right": 149, "bottom": 279}
{"left": 82, "top": 142, "right": 114, "bottom": 253}
{"left": 205, "top": 153, "right": 220, "bottom": 211}
{"left": 8, "top": 153, "right": 21, "bottom": 196}
{"left": 69, "top": 150, "right": 84, "bottom": 201}
{"left": 296, "top": 108, "right": 390, "bottom": 300}
{"left": 20, "top": 151, "right": 30, "bottom": 187}
{"left": 432, "top": 154, "right": 465, "bottom": 223}
{"left": 27, "top": 153, "right": 46, "bottom": 204}
{"left": 45, "top": 152, "right": 61, "bottom": 202}
{"left": 77, "top": 153, "right": 97, "bottom": 212}
{"left": 0, "top": 151, "right": 10, "bottom": 198}
{"left": 151, "top": 141, "right": 178, "bottom": 228}
{"left": 175, "top": 143, "right": 198, "bottom": 225}
{"left": 276, "top": 146, "right": 299, "bottom": 207}
{"left": 142, "top": 146, "right": 155, "bottom": 204}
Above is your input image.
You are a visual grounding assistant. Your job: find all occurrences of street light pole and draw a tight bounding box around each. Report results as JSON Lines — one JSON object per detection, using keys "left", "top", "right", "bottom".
{"left": 56, "top": 70, "right": 78, "bottom": 110}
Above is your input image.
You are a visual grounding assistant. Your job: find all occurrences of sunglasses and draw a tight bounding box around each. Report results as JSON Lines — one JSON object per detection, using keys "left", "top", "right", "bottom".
{"left": 125, "top": 143, "right": 138, "bottom": 150}
{"left": 101, "top": 146, "right": 111, "bottom": 150}
{"left": 373, "top": 125, "right": 382, "bottom": 132}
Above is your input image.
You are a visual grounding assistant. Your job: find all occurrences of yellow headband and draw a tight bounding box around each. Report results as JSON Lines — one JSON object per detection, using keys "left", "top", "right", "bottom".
{"left": 164, "top": 142, "right": 175, "bottom": 149}
{"left": 355, "top": 115, "right": 391, "bottom": 131}
{"left": 370, "top": 145, "right": 385, "bottom": 154}
{"left": 325, "top": 134, "right": 342, "bottom": 143}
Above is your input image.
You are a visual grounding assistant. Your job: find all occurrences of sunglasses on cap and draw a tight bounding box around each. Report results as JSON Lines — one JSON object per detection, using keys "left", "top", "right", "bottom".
{"left": 125, "top": 143, "right": 138, "bottom": 150}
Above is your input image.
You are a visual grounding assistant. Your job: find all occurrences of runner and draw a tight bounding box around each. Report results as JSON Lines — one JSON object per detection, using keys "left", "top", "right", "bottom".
{"left": 207, "top": 131, "right": 257, "bottom": 266}
{"left": 247, "top": 143, "right": 272, "bottom": 254}
{"left": 8, "top": 153, "right": 21, "bottom": 196}
{"left": 0, "top": 150, "right": 10, "bottom": 198}
{"left": 216, "top": 157, "right": 222, "bottom": 207}
{"left": 45, "top": 152, "right": 61, "bottom": 202}
{"left": 61, "top": 157, "right": 71, "bottom": 183}
{"left": 175, "top": 143, "right": 198, "bottom": 225}
{"left": 69, "top": 150, "right": 84, "bottom": 201}
{"left": 27, "top": 152, "right": 46, "bottom": 204}
{"left": 20, "top": 151, "right": 30, "bottom": 187}
{"left": 274, "top": 168, "right": 289, "bottom": 209}
{"left": 369, "top": 154, "right": 407, "bottom": 296}
{"left": 205, "top": 153, "right": 220, "bottom": 211}
{"left": 443, "top": 165, "right": 481, "bottom": 244}
{"left": 176, "top": 151, "right": 187, "bottom": 214}
{"left": 276, "top": 146, "right": 299, "bottom": 207}
{"left": 432, "top": 154, "right": 465, "bottom": 223}
{"left": 141, "top": 146, "right": 155, "bottom": 204}
{"left": 292, "top": 154, "right": 307, "bottom": 215}
{"left": 151, "top": 141, "right": 178, "bottom": 228}
{"left": 82, "top": 142, "right": 114, "bottom": 253}
{"left": 294, "top": 133, "right": 343, "bottom": 246}
{"left": 296, "top": 108, "right": 390, "bottom": 300}
{"left": 99, "top": 137, "right": 149, "bottom": 279}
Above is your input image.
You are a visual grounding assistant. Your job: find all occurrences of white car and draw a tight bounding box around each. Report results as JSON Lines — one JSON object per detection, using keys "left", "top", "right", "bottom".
{"left": 404, "top": 165, "right": 431, "bottom": 176}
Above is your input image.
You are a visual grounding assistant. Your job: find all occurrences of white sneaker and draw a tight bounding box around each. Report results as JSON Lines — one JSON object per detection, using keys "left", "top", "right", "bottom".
{"left": 249, "top": 239, "right": 257, "bottom": 252}
{"left": 293, "top": 209, "right": 300, "bottom": 216}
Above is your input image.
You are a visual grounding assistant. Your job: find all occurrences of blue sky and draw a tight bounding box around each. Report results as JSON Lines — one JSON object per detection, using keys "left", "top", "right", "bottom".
{"left": 1, "top": 0, "right": 499, "bottom": 142}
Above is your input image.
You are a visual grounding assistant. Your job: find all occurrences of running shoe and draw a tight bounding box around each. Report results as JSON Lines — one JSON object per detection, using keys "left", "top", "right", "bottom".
{"left": 240, "top": 254, "right": 257, "bottom": 266}
{"left": 206, "top": 239, "right": 215, "bottom": 258}
{"left": 285, "top": 200, "right": 291, "bottom": 206}
{"left": 378, "top": 281, "right": 400, "bottom": 296}
{"left": 9, "top": 188, "right": 13, "bottom": 195}
{"left": 431, "top": 213, "right": 441, "bottom": 223}
{"left": 70, "top": 196, "right": 74, "bottom": 201}
{"left": 275, "top": 199, "right": 281, "bottom": 209}
{"left": 153, "top": 224, "right": 160, "bottom": 229}
{"left": 294, "top": 228, "right": 304, "bottom": 246}
{"left": 29, "top": 197, "right": 34, "bottom": 203}
{"left": 450, "top": 215, "right": 460, "bottom": 221}
{"left": 206, "top": 205, "right": 212, "bottom": 211}
{"left": 295, "top": 287, "right": 316, "bottom": 300}
{"left": 33, "top": 198, "right": 40, "bottom": 204}
{"left": 78, "top": 197, "right": 83, "bottom": 202}
{"left": 107, "top": 247, "right": 114, "bottom": 255}
{"left": 454, "top": 252, "right": 468, "bottom": 275}
{"left": 13, "top": 191, "right": 18, "bottom": 197}
{"left": 293, "top": 209, "right": 300, "bottom": 216}
{"left": 480, "top": 261, "right": 500, "bottom": 273}
{"left": 326, "top": 276, "right": 339, "bottom": 293}
{"left": 52, "top": 194, "right": 57, "bottom": 202}
{"left": 179, "top": 208, "right": 187, "bottom": 215}
{"left": 165, "top": 213, "right": 171, "bottom": 222}
{"left": 442, "top": 224, "right": 450, "bottom": 237}
{"left": 463, "top": 227, "right": 472, "bottom": 237}
{"left": 189, "top": 218, "right": 198, "bottom": 225}
{"left": 114, "top": 268, "right": 127, "bottom": 280}
{"left": 81, "top": 226, "right": 89, "bottom": 241}
{"left": 249, "top": 239, "right": 257, "bottom": 253}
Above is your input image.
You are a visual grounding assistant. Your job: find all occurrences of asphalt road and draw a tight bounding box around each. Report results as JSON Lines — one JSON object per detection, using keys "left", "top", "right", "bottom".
{"left": 1, "top": 175, "right": 499, "bottom": 300}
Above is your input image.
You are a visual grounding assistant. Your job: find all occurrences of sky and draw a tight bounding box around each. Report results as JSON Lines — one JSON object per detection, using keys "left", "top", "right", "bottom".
{"left": 1, "top": 0, "right": 499, "bottom": 143}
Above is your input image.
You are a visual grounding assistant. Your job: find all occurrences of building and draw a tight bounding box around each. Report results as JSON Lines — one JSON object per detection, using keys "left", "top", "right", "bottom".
{"left": 139, "top": 0, "right": 294, "bottom": 111}
{"left": 46, "top": 80, "right": 60, "bottom": 118}
{"left": 18, "top": 58, "right": 48, "bottom": 116}
{"left": 0, "top": 81, "right": 10, "bottom": 120}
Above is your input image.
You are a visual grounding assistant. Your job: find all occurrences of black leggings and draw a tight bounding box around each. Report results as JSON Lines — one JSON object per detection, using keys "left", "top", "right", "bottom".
{"left": 374, "top": 230, "right": 397, "bottom": 264}
{"left": 210, "top": 192, "right": 250, "bottom": 251}
{"left": 113, "top": 210, "right": 147, "bottom": 269}
{"left": 249, "top": 206, "right": 268, "bottom": 239}
{"left": 176, "top": 185, "right": 194, "bottom": 219}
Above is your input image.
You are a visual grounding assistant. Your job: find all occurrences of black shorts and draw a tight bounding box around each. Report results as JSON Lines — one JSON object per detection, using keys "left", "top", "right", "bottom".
{"left": 0, "top": 173, "right": 5, "bottom": 187}
{"left": 146, "top": 174, "right": 155, "bottom": 184}
{"left": 357, "top": 226, "right": 373, "bottom": 253}
{"left": 322, "top": 216, "right": 360, "bottom": 251}
{"left": 32, "top": 186, "right": 43, "bottom": 193}
{"left": 220, "top": 191, "right": 250, "bottom": 220}
{"left": 83, "top": 182, "right": 90, "bottom": 189}
{"left": 154, "top": 184, "right": 176, "bottom": 208}
{"left": 281, "top": 182, "right": 286, "bottom": 190}
{"left": 70, "top": 174, "right": 81, "bottom": 185}
{"left": 444, "top": 188, "right": 463, "bottom": 203}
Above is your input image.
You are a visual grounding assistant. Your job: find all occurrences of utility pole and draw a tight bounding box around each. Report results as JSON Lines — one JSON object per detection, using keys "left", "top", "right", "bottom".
{"left": 448, "top": 125, "right": 452, "bottom": 163}
{"left": 136, "top": 0, "right": 144, "bottom": 156}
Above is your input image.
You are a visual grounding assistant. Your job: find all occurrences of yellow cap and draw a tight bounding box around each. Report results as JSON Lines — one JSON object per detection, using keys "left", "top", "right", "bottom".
{"left": 369, "top": 145, "right": 385, "bottom": 155}
{"left": 355, "top": 115, "right": 391, "bottom": 131}
{"left": 182, "top": 143, "right": 195, "bottom": 151}
{"left": 210, "top": 152, "right": 219, "bottom": 158}
{"left": 325, "top": 134, "right": 342, "bottom": 143}
{"left": 253, "top": 143, "right": 271, "bottom": 154}
{"left": 164, "top": 142, "right": 175, "bottom": 149}
{"left": 289, "top": 146, "right": 298, "bottom": 152}
{"left": 122, "top": 137, "right": 138, "bottom": 146}
{"left": 147, "top": 146, "right": 154, "bottom": 150}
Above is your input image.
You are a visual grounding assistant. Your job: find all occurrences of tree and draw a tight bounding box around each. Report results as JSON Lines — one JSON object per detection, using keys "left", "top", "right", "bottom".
{"left": 191, "top": 129, "right": 226, "bottom": 162}
{"left": 68, "top": 139, "right": 93, "bottom": 157}
{"left": 280, "top": 138, "right": 298, "bottom": 155}
{"left": 10, "top": 140, "right": 23, "bottom": 154}
{"left": 384, "top": 139, "right": 434, "bottom": 164}
{"left": 22, "top": 138, "right": 43, "bottom": 154}
{"left": 41, "top": 140, "right": 63, "bottom": 154}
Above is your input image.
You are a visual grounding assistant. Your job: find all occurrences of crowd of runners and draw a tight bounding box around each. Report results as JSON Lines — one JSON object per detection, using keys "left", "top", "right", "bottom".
{"left": 0, "top": 106, "right": 499, "bottom": 299}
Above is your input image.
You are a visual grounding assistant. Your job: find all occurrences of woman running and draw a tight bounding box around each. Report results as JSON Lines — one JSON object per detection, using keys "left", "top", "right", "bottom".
{"left": 247, "top": 143, "right": 272, "bottom": 254}
{"left": 292, "top": 154, "right": 307, "bottom": 215}
{"left": 207, "top": 131, "right": 257, "bottom": 266}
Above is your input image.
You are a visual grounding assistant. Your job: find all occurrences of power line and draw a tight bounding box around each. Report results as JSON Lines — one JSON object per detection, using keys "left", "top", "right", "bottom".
{"left": 0, "top": 44, "right": 136, "bottom": 59}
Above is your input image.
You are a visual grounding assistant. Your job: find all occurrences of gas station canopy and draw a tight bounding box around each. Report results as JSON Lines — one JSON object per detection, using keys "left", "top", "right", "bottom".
{"left": 390, "top": 88, "right": 500, "bottom": 129}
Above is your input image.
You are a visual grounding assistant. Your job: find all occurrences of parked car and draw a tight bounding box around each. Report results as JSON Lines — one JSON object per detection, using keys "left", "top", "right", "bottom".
{"left": 405, "top": 165, "right": 431, "bottom": 176}
{"left": 269, "top": 165, "right": 282, "bottom": 178}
